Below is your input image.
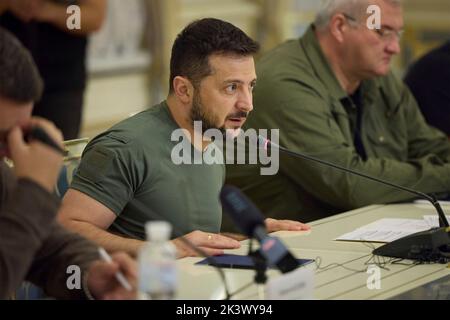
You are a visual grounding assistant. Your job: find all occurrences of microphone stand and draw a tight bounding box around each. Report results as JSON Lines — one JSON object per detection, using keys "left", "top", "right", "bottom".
{"left": 260, "top": 137, "right": 450, "bottom": 263}
{"left": 248, "top": 239, "right": 267, "bottom": 300}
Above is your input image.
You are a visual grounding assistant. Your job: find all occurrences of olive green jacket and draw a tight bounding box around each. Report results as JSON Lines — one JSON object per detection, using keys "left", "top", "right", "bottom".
{"left": 225, "top": 25, "right": 450, "bottom": 223}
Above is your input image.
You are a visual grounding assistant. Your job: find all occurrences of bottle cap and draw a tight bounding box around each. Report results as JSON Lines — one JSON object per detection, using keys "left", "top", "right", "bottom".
{"left": 145, "top": 221, "right": 172, "bottom": 241}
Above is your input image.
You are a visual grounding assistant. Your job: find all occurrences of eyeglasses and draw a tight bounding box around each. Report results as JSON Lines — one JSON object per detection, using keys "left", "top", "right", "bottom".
{"left": 373, "top": 27, "right": 404, "bottom": 41}
{"left": 342, "top": 13, "right": 404, "bottom": 42}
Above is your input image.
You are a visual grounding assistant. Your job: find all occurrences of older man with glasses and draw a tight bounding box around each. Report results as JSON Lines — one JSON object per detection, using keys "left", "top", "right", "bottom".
{"left": 225, "top": 0, "right": 450, "bottom": 225}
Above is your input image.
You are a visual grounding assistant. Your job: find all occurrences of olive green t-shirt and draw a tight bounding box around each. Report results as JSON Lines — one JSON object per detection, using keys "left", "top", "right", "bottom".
{"left": 71, "top": 101, "right": 225, "bottom": 239}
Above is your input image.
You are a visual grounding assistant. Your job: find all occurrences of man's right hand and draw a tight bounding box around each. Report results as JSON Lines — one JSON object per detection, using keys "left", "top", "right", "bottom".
{"left": 7, "top": 117, "right": 64, "bottom": 193}
{"left": 172, "top": 230, "right": 241, "bottom": 259}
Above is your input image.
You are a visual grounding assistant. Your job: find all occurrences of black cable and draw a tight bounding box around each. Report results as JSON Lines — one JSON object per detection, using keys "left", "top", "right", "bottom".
{"left": 228, "top": 281, "right": 254, "bottom": 299}
{"left": 314, "top": 241, "right": 399, "bottom": 273}
{"left": 314, "top": 256, "right": 369, "bottom": 273}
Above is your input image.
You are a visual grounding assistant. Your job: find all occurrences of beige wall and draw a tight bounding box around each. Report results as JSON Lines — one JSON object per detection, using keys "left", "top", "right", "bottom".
{"left": 81, "top": 0, "right": 261, "bottom": 139}
{"left": 81, "top": 72, "right": 151, "bottom": 138}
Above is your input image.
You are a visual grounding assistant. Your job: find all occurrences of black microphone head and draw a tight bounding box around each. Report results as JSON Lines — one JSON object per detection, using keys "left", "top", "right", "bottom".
{"left": 220, "top": 185, "right": 265, "bottom": 237}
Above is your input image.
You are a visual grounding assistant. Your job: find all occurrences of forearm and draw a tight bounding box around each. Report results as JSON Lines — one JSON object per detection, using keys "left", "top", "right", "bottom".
{"left": 273, "top": 88, "right": 450, "bottom": 210}
{"left": 349, "top": 157, "right": 450, "bottom": 206}
{"left": 0, "top": 179, "right": 59, "bottom": 299}
{"left": 36, "top": 0, "right": 106, "bottom": 35}
{"left": 26, "top": 223, "right": 99, "bottom": 300}
{"left": 410, "top": 133, "right": 450, "bottom": 161}
{"left": 62, "top": 219, "right": 144, "bottom": 257}
{"left": 283, "top": 147, "right": 450, "bottom": 210}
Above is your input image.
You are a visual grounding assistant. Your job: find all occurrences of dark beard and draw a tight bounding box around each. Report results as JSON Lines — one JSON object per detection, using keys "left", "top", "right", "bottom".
{"left": 190, "top": 94, "right": 225, "bottom": 134}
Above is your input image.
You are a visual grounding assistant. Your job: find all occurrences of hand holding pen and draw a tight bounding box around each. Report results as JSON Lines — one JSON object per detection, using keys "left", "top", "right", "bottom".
{"left": 84, "top": 248, "right": 137, "bottom": 300}
{"left": 98, "top": 248, "right": 133, "bottom": 291}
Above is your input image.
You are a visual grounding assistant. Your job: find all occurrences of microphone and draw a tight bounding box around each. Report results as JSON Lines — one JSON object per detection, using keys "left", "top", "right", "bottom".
{"left": 257, "top": 136, "right": 450, "bottom": 262}
{"left": 220, "top": 185, "right": 300, "bottom": 273}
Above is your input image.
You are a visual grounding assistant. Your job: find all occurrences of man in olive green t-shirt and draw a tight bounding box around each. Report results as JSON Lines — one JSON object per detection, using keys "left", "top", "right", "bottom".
{"left": 69, "top": 101, "right": 227, "bottom": 241}
{"left": 226, "top": 0, "right": 450, "bottom": 223}
{"left": 59, "top": 19, "right": 310, "bottom": 259}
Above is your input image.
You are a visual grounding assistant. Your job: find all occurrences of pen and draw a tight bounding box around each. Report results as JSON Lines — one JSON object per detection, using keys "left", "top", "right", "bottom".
{"left": 98, "top": 247, "right": 133, "bottom": 291}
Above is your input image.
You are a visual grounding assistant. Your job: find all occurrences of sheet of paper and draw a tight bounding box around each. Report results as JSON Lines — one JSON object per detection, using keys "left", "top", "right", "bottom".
{"left": 423, "top": 215, "right": 450, "bottom": 228}
{"left": 335, "top": 218, "right": 431, "bottom": 243}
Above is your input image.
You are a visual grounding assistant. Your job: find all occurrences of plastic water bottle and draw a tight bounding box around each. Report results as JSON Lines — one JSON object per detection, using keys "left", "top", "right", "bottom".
{"left": 138, "top": 221, "right": 177, "bottom": 300}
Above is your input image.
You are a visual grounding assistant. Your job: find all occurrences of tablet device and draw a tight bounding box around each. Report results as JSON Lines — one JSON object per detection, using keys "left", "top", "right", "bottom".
{"left": 195, "top": 254, "right": 314, "bottom": 270}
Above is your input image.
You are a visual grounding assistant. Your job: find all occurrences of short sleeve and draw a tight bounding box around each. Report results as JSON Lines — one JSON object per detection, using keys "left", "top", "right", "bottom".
{"left": 70, "top": 134, "right": 143, "bottom": 216}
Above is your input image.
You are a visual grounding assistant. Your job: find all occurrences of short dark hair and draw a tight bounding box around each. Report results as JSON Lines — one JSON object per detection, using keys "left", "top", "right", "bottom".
{"left": 169, "top": 18, "right": 259, "bottom": 93}
{"left": 0, "top": 27, "right": 43, "bottom": 103}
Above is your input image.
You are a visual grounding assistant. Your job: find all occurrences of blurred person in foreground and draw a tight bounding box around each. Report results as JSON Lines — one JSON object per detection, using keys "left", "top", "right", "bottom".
{"left": 0, "top": 27, "right": 136, "bottom": 300}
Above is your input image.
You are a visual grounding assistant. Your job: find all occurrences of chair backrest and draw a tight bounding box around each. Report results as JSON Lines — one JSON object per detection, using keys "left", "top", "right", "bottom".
{"left": 12, "top": 282, "right": 46, "bottom": 300}
{"left": 55, "top": 138, "right": 89, "bottom": 198}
